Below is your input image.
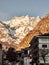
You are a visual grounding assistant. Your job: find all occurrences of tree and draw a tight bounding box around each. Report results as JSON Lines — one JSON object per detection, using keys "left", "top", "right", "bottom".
{"left": 6, "top": 47, "right": 17, "bottom": 62}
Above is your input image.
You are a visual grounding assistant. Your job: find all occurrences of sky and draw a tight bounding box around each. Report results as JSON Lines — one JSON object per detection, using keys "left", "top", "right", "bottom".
{"left": 0, "top": 0, "right": 49, "bottom": 21}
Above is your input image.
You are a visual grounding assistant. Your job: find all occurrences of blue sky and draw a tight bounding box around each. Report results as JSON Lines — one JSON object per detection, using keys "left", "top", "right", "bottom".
{"left": 0, "top": 0, "right": 49, "bottom": 21}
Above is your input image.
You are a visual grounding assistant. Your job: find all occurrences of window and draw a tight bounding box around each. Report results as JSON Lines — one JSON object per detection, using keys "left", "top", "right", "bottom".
{"left": 42, "top": 45, "right": 47, "bottom": 48}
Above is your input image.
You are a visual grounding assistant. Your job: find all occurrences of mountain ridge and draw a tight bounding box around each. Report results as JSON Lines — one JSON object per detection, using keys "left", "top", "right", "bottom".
{"left": 0, "top": 15, "right": 41, "bottom": 51}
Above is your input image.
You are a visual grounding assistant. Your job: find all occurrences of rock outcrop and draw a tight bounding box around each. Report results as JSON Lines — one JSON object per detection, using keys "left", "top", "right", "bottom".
{"left": 0, "top": 15, "right": 42, "bottom": 51}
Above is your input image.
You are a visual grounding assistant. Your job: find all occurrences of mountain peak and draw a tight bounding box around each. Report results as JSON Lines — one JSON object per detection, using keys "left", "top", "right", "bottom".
{"left": 0, "top": 15, "right": 41, "bottom": 51}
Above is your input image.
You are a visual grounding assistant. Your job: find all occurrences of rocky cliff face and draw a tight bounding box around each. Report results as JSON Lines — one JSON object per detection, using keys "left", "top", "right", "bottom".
{"left": 0, "top": 15, "right": 41, "bottom": 51}
{"left": 19, "top": 14, "right": 49, "bottom": 51}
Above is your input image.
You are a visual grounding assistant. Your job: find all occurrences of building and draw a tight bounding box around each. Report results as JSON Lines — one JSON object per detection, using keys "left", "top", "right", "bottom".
{"left": 30, "top": 33, "right": 49, "bottom": 65}
{"left": 38, "top": 34, "right": 49, "bottom": 65}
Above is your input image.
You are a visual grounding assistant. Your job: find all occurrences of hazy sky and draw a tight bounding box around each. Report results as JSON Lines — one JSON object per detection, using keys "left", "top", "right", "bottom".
{"left": 0, "top": 0, "right": 49, "bottom": 21}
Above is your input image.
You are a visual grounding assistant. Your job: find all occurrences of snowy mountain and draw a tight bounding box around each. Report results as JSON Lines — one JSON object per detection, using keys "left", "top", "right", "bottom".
{"left": 0, "top": 15, "right": 41, "bottom": 50}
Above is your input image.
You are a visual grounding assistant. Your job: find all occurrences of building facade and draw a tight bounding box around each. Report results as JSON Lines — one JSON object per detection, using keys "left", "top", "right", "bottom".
{"left": 38, "top": 35, "right": 49, "bottom": 65}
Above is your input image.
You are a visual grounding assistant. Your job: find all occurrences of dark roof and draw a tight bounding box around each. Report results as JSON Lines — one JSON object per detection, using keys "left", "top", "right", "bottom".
{"left": 29, "top": 33, "right": 49, "bottom": 45}
{"left": 37, "top": 33, "right": 49, "bottom": 38}
{"left": 38, "top": 33, "right": 49, "bottom": 36}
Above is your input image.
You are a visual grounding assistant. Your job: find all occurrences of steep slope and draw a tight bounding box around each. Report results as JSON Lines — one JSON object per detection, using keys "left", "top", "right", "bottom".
{"left": 6, "top": 16, "right": 41, "bottom": 44}
{"left": 35, "top": 14, "right": 49, "bottom": 34}
{"left": 17, "top": 14, "right": 49, "bottom": 51}
{"left": 0, "top": 15, "right": 41, "bottom": 51}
